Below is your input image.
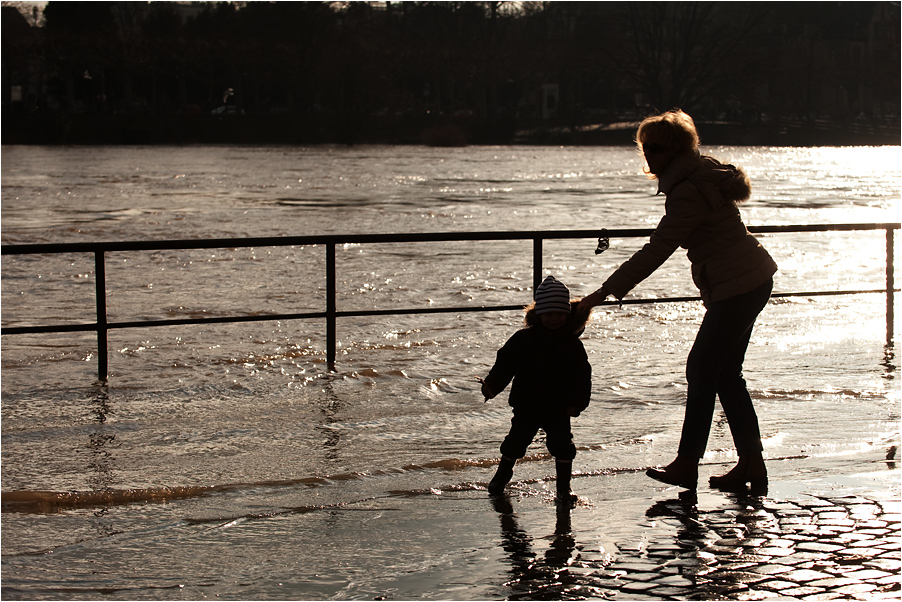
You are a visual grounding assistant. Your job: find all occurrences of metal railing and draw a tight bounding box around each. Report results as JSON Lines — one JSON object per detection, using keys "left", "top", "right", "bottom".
{"left": 2, "top": 223, "right": 898, "bottom": 381}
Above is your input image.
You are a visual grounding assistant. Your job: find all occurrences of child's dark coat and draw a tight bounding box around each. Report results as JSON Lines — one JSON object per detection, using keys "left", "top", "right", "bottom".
{"left": 483, "top": 301, "right": 592, "bottom": 461}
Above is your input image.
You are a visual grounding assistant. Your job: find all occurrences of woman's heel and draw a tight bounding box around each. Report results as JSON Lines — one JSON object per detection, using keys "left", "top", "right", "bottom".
{"left": 747, "top": 474, "right": 768, "bottom": 496}
{"left": 710, "top": 455, "right": 767, "bottom": 494}
{"left": 746, "top": 456, "right": 768, "bottom": 495}
{"left": 709, "top": 461, "right": 745, "bottom": 488}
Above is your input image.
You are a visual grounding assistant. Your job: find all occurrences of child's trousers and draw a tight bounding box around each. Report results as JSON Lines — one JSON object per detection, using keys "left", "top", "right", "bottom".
{"left": 500, "top": 408, "right": 576, "bottom": 461}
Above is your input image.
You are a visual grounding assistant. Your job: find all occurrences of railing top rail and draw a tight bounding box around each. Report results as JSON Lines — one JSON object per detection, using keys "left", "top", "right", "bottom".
{"left": 2, "top": 223, "right": 899, "bottom": 256}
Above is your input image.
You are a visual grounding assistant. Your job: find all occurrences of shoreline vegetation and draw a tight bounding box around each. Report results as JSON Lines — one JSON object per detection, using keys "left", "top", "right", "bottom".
{"left": 3, "top": 112, "right": 898, "bottom": 147}
{"left": 4, "top": 3, "right": 898, "bottom": 149}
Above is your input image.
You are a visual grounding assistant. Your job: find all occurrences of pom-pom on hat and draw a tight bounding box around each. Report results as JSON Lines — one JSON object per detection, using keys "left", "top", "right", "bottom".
{"left": 534, "top": 275, "right": 571, "bottom": 315}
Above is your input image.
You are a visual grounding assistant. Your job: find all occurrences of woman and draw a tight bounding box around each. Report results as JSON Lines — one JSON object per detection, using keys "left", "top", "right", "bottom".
{"left": 578, "top": 110, "right": 777, "bottom": 493}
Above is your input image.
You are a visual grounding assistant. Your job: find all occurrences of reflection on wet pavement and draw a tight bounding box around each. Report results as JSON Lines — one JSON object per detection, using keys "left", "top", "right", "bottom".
{"left": 494, "top": 491, "right": 900, "bottom": 600}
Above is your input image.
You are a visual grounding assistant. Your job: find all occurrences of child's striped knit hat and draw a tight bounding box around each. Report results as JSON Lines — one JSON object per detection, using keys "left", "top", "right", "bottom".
{"left": 534, "top": 275, "right": 571, "bottom": 315}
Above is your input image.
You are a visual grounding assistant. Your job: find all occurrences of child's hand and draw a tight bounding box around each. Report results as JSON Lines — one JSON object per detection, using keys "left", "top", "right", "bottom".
{"left": 577, "top": 287, "right": 609, "bottom": 317}
{"left": 476, "top": 376, "right": 495, "bottom": 401}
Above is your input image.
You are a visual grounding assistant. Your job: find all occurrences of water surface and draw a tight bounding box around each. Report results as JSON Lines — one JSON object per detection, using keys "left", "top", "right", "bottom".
{"left": 1, "top": 144, "right": 899, "bottom": 599}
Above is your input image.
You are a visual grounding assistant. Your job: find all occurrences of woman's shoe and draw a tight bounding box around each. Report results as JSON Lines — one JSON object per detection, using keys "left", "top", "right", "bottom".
{"left": 646, "top": 456, "right": 698, "bottom": 490}
{"left": 709, "top": 455, "right": 768, "bottom": 494}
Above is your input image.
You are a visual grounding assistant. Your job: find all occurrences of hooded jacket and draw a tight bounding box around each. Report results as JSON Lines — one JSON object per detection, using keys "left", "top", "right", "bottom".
{"left": 483, "top": 301, "right": 592, "bottom": 415}
{"left": 603, "top": 152, "right": 778, "bottom": 305}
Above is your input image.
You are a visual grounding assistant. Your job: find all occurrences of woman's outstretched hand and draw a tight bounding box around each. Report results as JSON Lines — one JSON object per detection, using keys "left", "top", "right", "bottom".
{"left": 577, "top": 287, "right": 609, "bottom": 319}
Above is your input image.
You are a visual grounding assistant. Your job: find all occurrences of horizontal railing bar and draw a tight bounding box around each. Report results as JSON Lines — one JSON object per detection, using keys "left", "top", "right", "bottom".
{"left": 3, "top": 222, "right": 895, "bottom": 380}
{"left": 749, "top": 223, "right": 900, "bottom": 234}
{"left": 329, "top": 304, "right": 528, "bottom": 318}
{"left": 0, "top": 305, "right": 525, "bottom": 334}
{"left": 602, "top": 288, "right": 900, "bottom": 306}
{"left": 110, "top": 304, "right": 530, "bottom": 326}
{"left": 0, "top": 312, "right": 328, "bottom": 334}
{"left": 1, "top": 323, "right": 101, "bottom": 335}
{"left": 769, "top": 289, "right": 897, "bottom": 299}
{"left": 108, "top": 312, "right": 328, "bottom": 330}
{"left": 2, "top": 223, "right": 899, "bottom": 255}
{"left": 3, "top": 288, "right": 895, "bottom": 336}
{"left": 0, "top": 230, "right": 615, "bottom": 254}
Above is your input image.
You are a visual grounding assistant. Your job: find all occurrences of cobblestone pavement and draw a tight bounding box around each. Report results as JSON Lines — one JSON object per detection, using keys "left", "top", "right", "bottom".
{"left": 495, "top": 491, "right": 901, "bottom": 600}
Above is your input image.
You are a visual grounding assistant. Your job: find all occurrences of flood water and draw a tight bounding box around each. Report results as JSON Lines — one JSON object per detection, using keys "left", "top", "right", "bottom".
{"left": 1, "top": 144, "right": 899, "bottom": 600}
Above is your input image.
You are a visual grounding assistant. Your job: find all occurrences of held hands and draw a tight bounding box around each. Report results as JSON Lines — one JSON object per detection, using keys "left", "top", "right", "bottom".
{"left": 577, "top": 287, "right": 609, "bottom": 318}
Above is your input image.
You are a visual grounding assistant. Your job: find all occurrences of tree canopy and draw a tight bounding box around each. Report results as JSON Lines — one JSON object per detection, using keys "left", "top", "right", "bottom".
{"left": 3, "top": 1, "right": 899, "bottom": 144}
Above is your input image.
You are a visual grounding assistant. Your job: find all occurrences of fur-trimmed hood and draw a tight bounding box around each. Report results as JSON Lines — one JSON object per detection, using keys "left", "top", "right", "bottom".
{"left": 523, "top": 300, "right": 589, "bottom": 336}
{"left": 658, "top": 151, "right": 751, "bottom": 209}
{"left": 602, "top": 149, "right": 776, "bottom": 305}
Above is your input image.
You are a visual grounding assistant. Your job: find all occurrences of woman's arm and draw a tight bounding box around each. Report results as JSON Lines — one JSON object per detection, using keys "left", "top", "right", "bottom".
{"left": 593, "top": 190, "right": 708, "bottom": 305}
{"left": 577, "top": 286, "right": 610, "bottom": 316}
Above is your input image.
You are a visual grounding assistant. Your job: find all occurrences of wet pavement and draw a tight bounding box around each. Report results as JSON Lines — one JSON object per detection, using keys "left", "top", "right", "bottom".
{"left": 494, "top": 491, "right": 900, "bottom": 600}
{"left": 490, "top": 454, "right": 900, "bottom": 601}
{"left": 2, "top": 449, "right": 897, "bottom": 601}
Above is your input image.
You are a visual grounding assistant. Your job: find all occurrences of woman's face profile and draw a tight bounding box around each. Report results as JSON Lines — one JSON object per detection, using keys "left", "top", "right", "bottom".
{"left": 642, "top": 142, "right": 675, "bottom": 176}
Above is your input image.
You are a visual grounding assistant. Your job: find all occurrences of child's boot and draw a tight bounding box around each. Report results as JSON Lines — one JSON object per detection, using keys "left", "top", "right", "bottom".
{"left": 488, "top": 456, "right": 516, "bottom": 495}
{"left": 555, "top": 461, "right": 576, "bottom": 505}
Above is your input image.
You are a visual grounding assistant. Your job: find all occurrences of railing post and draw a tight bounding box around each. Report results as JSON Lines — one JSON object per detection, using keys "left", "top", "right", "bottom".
{"left": 888, "top": 227, "right": 895, "bottom": 346}
{"left": 326, "top": 242, "right": 336, "bottom": 370}
{"left": 94, "top": 251, "right": 109, "bottom": 382}
{"left": 1, "top": 224, "right": 897, "bottom": 382}
{"left": 533, "top": 236, "right": 543, "bottom": 293}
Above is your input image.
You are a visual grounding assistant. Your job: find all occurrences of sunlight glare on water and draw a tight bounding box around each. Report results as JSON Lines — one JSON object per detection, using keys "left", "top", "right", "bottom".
{"left": 0, "top": 144, "right": 899, "bottom": 600}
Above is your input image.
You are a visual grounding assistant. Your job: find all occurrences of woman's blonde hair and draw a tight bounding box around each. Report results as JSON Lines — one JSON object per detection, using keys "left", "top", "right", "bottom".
{"left": 636, "top": 109, "right": 700, "bottom": 156}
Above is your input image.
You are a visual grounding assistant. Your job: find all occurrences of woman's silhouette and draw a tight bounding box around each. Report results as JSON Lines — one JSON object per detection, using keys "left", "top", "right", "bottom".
{"left": 579, "top": 110, "right": 777, "bottom": 494}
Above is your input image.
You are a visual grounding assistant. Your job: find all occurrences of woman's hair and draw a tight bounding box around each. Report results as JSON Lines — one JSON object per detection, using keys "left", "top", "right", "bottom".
{"left": 636, "top": 109, "right": 700, "bottom": 157}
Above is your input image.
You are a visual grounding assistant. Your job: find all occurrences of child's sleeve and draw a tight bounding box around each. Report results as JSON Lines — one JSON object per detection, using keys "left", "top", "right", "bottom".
{"left": 482, "top": 332, "right": 521, "bottom": 398}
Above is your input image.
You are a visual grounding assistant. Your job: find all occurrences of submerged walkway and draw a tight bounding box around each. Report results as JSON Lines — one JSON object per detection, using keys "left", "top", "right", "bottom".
{"left": 490, "top": 450, "right": 900, "bottom": 601}
{"left": 2, "top": 446, "right": 897, "bottom": 600}
{"left": 495, "top": 491, "right": 900, "bottom": 600}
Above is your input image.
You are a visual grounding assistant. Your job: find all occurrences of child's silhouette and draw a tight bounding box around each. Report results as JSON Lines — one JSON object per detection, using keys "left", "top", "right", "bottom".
{"left": 481, "top": 275, "right": 592, "bottom": 504}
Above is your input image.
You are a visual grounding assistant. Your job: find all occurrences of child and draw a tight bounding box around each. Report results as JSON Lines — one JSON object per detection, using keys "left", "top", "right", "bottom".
{"left": 481, "top": 275, "right": 592, "bottom": 503}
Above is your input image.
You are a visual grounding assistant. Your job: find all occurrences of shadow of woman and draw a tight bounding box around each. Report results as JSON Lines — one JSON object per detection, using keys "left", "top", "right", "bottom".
{"left": 645, "top": 490, "right": 707, "bottom": 545}
{"left": 645, "top": 490, "right": 772, "bottom": 597}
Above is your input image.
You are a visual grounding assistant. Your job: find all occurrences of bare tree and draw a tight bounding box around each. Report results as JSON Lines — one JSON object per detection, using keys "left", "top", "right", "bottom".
{"left": 604, "top": 2, "right": 771, "bottom": 114}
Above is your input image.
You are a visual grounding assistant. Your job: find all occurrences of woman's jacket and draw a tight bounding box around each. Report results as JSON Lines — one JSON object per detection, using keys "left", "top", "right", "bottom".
{"left": 483, "top": 303, "right": 591, "bottom": 415}
{"left": 603, "top": 151, "right": 778, "bottom": 305}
